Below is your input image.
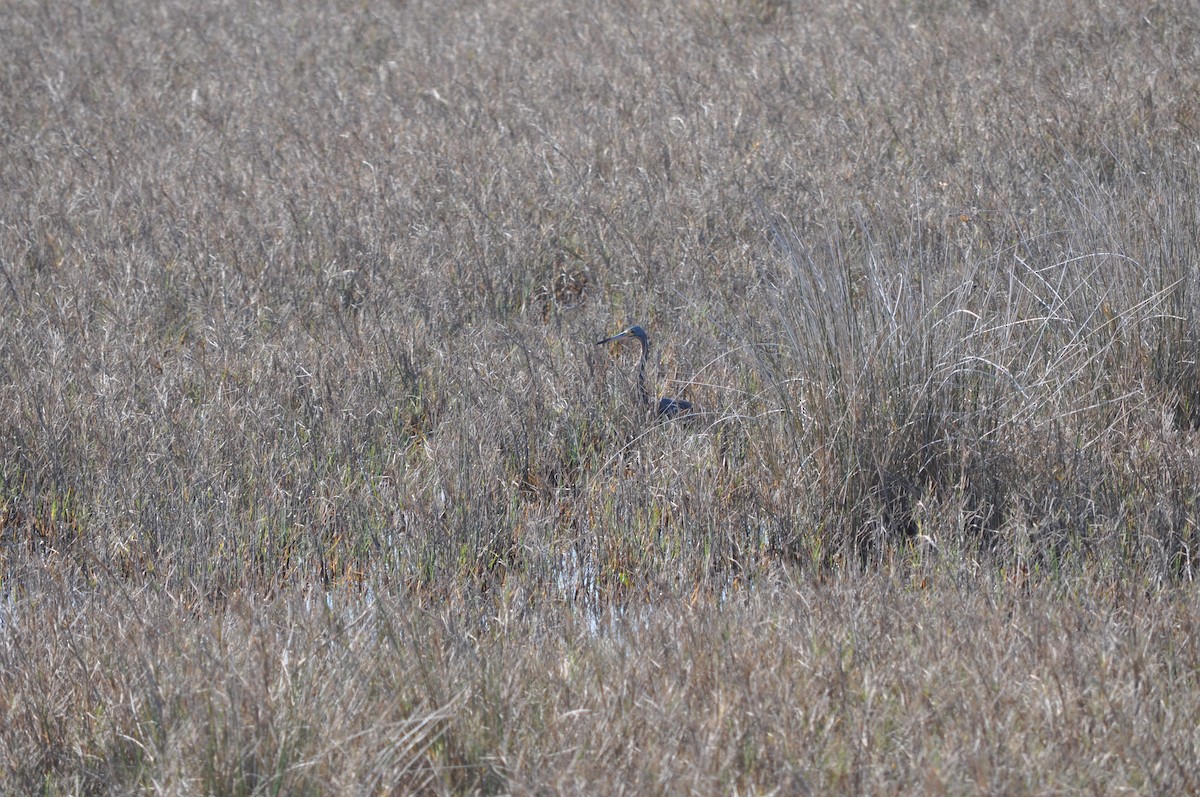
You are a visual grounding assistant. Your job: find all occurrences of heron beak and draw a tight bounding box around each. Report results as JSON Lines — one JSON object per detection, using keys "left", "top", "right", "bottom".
{"left": 596, "top": 329, "right": 633, "bottom": 345}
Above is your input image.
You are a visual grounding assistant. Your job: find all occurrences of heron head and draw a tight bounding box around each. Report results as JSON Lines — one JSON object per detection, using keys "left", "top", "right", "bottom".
{"left": 596, "top": 325, "right": 649, "bottom": 346}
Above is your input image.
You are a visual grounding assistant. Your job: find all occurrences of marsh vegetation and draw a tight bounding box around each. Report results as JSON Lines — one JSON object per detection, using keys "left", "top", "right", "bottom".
{"left": 2, "top": 0, "right": 1199, "bottom": 792}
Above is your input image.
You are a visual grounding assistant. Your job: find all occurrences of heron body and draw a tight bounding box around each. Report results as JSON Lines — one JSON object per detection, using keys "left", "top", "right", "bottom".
{"left": 596, "top": 325, "right": 694, "bottom": 417}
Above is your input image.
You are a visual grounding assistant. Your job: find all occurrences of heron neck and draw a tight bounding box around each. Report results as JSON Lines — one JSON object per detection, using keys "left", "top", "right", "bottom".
{"left": 637, "top": 337, "right": 651, "bottom": 407}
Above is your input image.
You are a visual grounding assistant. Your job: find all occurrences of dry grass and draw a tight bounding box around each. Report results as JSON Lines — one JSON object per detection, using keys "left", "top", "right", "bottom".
{"left": 2, "top": 0, "right": 1200, "bottom": 792}
{"left": 5, "top": 572, "right": 1200, "bottom": 794}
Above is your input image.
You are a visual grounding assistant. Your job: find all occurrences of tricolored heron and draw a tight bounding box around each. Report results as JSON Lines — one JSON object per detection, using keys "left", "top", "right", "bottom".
{"left": 596, "top": 325, "right": 694, "bottom": 417}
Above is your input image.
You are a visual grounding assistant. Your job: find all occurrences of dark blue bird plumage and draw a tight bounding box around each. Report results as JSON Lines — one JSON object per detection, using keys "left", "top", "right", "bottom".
{"left": 596, "top": 325, "right": 695, "bottom": 418}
